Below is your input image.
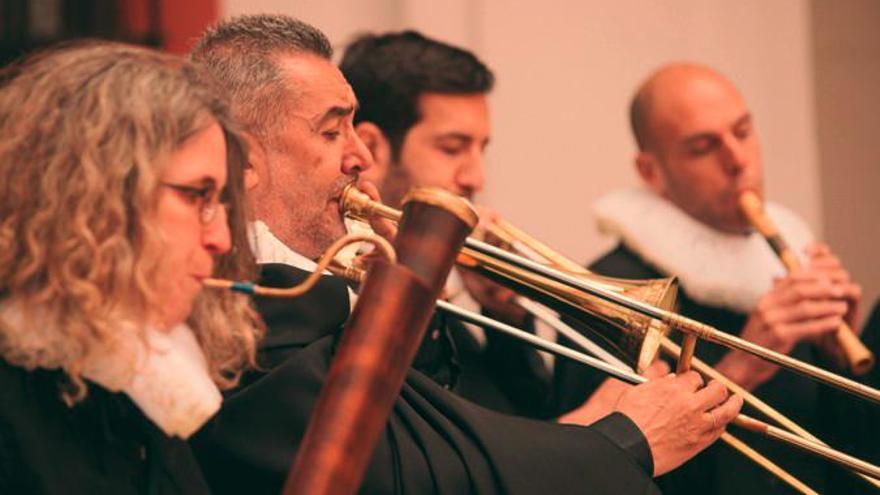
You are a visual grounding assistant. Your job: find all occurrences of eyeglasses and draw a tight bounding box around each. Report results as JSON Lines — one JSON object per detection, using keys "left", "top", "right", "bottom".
{"left": 160, "top": 182, "right": 229, "bottom": 225}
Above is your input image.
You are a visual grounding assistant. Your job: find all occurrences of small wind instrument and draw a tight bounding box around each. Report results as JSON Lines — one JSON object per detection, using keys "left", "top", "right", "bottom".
{"left": 738, "top": 190, "right": 874, "bottom": 375}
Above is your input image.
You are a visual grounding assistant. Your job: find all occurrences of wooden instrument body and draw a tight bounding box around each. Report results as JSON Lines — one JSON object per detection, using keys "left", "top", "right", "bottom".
{"left": 283, "top": 188, "right": 475, "bottom": 495}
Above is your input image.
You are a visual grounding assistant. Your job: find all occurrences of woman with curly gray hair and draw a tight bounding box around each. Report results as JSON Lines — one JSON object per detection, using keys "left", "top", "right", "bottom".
{"left": 0, "top": 41, "right": 262, "bottom": 494}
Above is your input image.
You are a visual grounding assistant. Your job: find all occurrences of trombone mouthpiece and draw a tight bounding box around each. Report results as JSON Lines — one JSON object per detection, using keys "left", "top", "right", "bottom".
{"left": 340, "top": 183, "right": 402, "bottom": 223}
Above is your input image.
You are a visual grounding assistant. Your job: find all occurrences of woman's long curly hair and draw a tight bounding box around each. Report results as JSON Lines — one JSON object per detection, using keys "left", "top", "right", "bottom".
{"left": 0, "top": 41, "right": 263, "bottom": 401}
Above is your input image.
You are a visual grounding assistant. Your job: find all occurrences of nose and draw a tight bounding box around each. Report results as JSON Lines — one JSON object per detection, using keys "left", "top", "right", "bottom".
{"left": 456, "top": 151, "right": 485, "bottom": 196}
{"left": 341, "top": 130, "right": 374, "bottom": 176}
{"left": 720, "top": 135, "right": 748, "bottom": 176}
{"left": 202, "top": 207, "right": 232, "bottom": 255}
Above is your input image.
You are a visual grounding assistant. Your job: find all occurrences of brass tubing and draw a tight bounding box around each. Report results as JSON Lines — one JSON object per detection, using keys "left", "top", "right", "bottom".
{"left": 717, "top": 433, "right": 818, "bottom": 495}
{"left": 515, "top": 297, "right": 633, "bottom": 372}
{"left": 465, "top": 237, "right": 880, "bottom": 405}
{"left": 204, "top": 233, "right": 394, "bottom": 297}
{"left": 436, "top": 299, "right": 872, "bottom": 488}
{"left": 332, "top": 262, "right": 824, "bottom": 494}
{"left": 677, "top": 334, "right": 698, "bottom": 373}
{"left": 659, "top": 338, "right": 880, "bottom": 490}
{"left": 450, "top": 204, "right": 880, "bottom": 490}
{"left": 436, "top": 300, "right": 639, "bottom": 383}
{"left": 341, "top": 185, "right": 880, "bottom": 405}
{"left": 488, "top": 218, "right": 589, "bottom": 274}
{"left": 733, "top": 416, "right": 880, "bottom": 479}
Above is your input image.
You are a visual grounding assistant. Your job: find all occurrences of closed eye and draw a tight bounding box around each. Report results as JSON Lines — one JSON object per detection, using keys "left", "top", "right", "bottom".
{"left": 687, "top": 137, "right": 718, "bottom": 156}
{"left": 733, "top": 122, "right": 752, "bottom": 140}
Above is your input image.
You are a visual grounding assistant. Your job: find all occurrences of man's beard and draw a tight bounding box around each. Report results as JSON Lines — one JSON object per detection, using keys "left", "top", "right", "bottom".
{"left": 291, "top": 176, "right": 355, "bottom": 258}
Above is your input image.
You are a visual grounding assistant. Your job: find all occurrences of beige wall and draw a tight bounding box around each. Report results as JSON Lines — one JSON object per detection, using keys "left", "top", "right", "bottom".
{"left": 812, "top": 0, "right": 880, "bottom": 320}
{"left": 221, "top": 0, "right": 877, "bottom": 319}
{"left": 478, "top": 1, "right": 820, "bottom": 265}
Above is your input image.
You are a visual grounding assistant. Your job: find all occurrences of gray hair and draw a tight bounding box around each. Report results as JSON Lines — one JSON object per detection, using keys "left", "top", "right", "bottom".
{"left": 190, "top": 14, "right": 333, "bottom": 138}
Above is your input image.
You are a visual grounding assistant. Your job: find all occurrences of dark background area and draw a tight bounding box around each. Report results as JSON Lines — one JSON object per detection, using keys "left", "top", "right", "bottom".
{"left": 0, "top": 0, "right": 213, "bottom": 66}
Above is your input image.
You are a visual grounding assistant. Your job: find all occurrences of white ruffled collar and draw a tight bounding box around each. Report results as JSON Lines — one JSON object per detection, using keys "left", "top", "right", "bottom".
{"left": 0, "top": 303, "right": 220, "bottom": 439}
{"left": 593, "top": 188, "right": 813, "bottom": 313}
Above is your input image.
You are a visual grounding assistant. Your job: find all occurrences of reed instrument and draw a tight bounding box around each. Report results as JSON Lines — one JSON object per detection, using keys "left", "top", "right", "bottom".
{"left": 738, "top": 190, "right": 874, "bottom": 375}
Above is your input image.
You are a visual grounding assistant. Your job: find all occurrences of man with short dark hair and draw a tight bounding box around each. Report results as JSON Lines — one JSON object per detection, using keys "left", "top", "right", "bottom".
{"left": 556, "top": 62, "right": 867, "bottom": 494}
{"left": 341, "top": 31, "right": 493, "bottom": 209}
{"left": 340, "top": 30, "right": 557, "bottom": 418}
{"left": 188, "top": 17, "right": 741, "bottom": 494}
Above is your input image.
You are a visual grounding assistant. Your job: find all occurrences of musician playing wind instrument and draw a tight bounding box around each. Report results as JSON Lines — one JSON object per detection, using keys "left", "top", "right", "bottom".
{"left": 0, "top": 42, "right": 262, "bottom": 494}
{"left": 556, "top": 62, "right": 870, "bottom": 494}
{"left": 188, "top": 15, "right": 741, "bottom": 495}
{"left": 340, "top": 30, "right": 561, "bottom": 418}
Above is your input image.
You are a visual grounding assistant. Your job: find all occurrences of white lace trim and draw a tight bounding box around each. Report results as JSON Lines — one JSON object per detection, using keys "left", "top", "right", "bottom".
{"left": 593, "top": 188, "right": 813, "bottom": 313}
{"left": 0, "top": 303, "right": 220, "bottom": 439}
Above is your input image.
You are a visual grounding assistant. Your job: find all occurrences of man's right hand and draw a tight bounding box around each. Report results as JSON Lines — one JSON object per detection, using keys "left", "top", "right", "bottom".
{"left": 716, "top": 268, "right": 848, "bottom": 389}
{"left": 614, "top": 371, "right": 742, "bottom": 476}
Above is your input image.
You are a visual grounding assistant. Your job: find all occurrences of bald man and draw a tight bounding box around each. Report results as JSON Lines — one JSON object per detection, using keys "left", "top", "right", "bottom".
{"left": 555, "top": 63, "right": 869, "bottom": 494}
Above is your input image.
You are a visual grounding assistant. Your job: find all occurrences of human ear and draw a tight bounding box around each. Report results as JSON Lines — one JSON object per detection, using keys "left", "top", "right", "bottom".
{"left": 243, "top": 133, "right": 264, "bottom": 191}
{"left": 635, "top": 151, "right": 666, "bottom": 195}
{"left": 355, "top": 122, "right": 392, "bottom": 171}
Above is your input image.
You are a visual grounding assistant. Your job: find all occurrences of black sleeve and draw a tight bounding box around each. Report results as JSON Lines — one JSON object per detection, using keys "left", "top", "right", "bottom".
{"left": 192, "top": 334, "right": 660, "bottom": 495}
{"left": 408, "top": 371, "right": 660, "bottom": 495}
{"left": 590, "top": 412, "right": 654, "bottom": 475}
{"left": 0, "top": 425, "right": 13, "bottom": 493}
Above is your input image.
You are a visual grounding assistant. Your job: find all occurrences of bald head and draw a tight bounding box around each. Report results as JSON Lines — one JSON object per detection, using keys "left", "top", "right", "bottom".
{"left": 630, "top": 63, "right": 763, "bottom": 234}
{"left": 630, "top": 63, "right": 745, "bottom": 152}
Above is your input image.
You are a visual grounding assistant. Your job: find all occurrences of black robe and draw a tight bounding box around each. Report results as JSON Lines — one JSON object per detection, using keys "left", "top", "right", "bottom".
{"left": 191, "top": 263, "right": 661, "bottom": 495}
{"left": 555, "top": 244, "right": 876, "bottom": 495}
{"left": 0, "top": 359, "right": 210, "bottom": 495}
{"left": 424, "top": 305, "right": 555, "bottom": 419}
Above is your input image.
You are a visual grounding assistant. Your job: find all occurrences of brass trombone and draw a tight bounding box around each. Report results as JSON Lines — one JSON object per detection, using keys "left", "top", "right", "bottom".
{"left": 342, "top": 184, "right": 678, "bottom": 374}
{"left": 340, "top": 184, "right": 880, "bottom": 490}
{"left": 327, "top": 247, "right": 875, "bottom": 493}
{"left": 341, "top": 184, "right": 880, "bottom": 405}
{"left": 485, "top": 209, "right": 880, "bottom": 491}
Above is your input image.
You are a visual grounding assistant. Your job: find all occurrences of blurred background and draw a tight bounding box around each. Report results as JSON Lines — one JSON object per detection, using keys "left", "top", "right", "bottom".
{"left": 2, "top": 0, "right": 878, "bottom": 321}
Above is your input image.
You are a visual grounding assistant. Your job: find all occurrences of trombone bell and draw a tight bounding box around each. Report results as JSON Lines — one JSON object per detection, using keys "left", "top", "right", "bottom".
{"left": 341, "top": 182, "right": 680, "bottom": 374}
{"left": 457, "top": 249, "right": 679, "bottom": 373}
